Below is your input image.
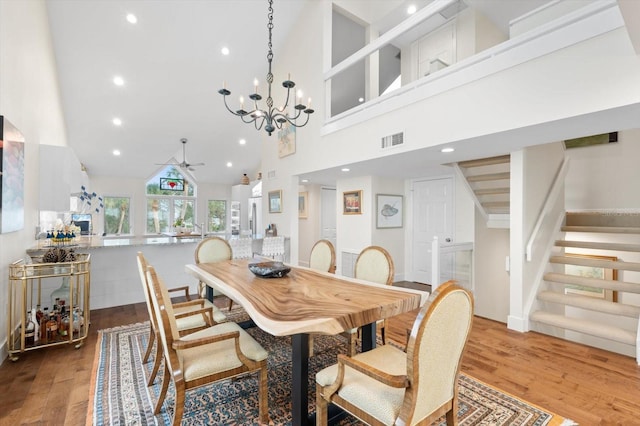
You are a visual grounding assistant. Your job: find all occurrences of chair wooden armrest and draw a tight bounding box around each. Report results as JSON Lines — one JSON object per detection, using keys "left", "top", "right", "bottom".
{"left": 337, "top": 354, "right": 409, "bottom": 388}
{"left": 324, "top": 353, "right": 409, "bottom": 400}
{"left": 167, "top": 285, "right": 191, "bottom": 301}
{"left": 173, "top": 299, "right": 205, "bottom": 309}
{"left": 174, "top": 307, "right": 215, "bottom": 326}
{"left": 172, "top": 330, "right": 240, "bottom": 350}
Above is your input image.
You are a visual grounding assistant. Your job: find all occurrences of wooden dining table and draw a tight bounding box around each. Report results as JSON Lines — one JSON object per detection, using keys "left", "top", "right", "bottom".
{"left": 185, "top": 258, "right": 427, "bottom": 426}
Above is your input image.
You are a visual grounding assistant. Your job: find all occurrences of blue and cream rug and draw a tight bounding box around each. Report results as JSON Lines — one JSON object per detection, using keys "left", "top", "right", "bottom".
{"left": 88, "top": 311, "right": 574, "bottom": 425}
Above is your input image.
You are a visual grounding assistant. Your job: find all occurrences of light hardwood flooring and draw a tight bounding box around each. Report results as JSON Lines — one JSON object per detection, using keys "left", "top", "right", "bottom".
{"left": 1, "top": 295, "right": 640, "bottom": 425}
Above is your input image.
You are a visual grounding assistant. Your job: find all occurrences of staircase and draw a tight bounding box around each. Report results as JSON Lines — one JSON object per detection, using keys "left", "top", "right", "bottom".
{"left": 530, "top": 211, "right": 640, "bottom": 362}
{"left": 454, "top": 155, "right": 510, "bottom": 228}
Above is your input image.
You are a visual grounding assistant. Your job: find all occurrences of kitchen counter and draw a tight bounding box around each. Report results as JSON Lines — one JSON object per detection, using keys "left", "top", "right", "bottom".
{"left": 25, "top": 234, "right": 289, "bottom": 310}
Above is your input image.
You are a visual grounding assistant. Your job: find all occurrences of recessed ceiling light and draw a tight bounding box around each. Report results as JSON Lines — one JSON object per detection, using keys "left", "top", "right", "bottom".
{"left": 221, "top": 46, "right": 230, "bottom": 55}
{"left": 441, "top": 147, "right": 455, "bottom": 153}
{"left": 341, "top": 168, "right": 350, "bottom": 172}
{"left": 113, "top": 76, "right": 125, "bottom": 86}
{"left": 301, "top": 179, "right": 309, "bottom": 183}
{"left": 112, "top": 117, "right": 122, "bottom": 126}
{"left": 226, "top": 162, "right": 232, "bottom": 167}
{"left": 239, "top": 138, "right": 246, "bottom": 145}
{"left": 358, "top": 97, "right": 364, "bottom": 103}
{"left": 113, "top": 149, "right": 121, "bottom": 156}
{"left": 126, "top": 13, "right": 137, "bottom": 24}
{"left": 407, "top": 5, "right": 417, "bottom": 14}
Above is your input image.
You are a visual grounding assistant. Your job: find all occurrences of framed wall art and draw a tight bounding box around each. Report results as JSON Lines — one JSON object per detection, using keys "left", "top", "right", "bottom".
{"left": 298, "top": 192, "right": 308, "bottom": 219}
{"left": 343, "top": 190, "right": 362, "bottom": 215}
{"left": 268, "top": 190, "right": 282, "bottom": 213}
{"left": 0, "top": 116, "right": 25, "bottom": 233}
{"left": 278, "top": 122, "right": 296, "bottom": 158}
{"left": 564, "top": 253, "right": 617, "bottom": 302}
{"left": 376, "top": 194, "right": 403, "bottom": 228}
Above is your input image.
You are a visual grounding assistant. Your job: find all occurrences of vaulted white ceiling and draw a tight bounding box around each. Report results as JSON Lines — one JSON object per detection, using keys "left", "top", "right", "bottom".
{"left": 47, "top": 0, "right": 608, "bottom": 186}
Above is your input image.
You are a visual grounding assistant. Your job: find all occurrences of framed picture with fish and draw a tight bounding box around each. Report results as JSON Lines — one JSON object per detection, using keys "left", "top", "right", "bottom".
{"left": 376, "top": 194, "right": 403, "bottom": 228}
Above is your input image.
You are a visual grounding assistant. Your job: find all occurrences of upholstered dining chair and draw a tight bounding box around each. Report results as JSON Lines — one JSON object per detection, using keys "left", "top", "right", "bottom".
{"left": 194, "top": 236, "right": 233, "bottom": 305}
{"left": 136, "top": 252, "right": 227, "bottom": 386}
{"left": 260, "top": 236, "right": 285, "bottom": 261}
{"left": 316, "top": 281, "right": 474, "bottom": 426}
{"left": 225, "top": 237, "right": 253, "bottom": 311}
{"left": 306, "top": 239, "right": 338, "bottom": 356}
{"left": 309, "top": 239, "right": 336, "bottom": 273}
{"left": 146, "top": 264, "right": 270, "bottom": 426}
{"left": 354, "top": 245, "right": 395, "bottom": 346}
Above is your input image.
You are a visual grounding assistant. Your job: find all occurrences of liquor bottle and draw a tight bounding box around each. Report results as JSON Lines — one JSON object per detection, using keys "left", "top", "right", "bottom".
{"left": 41, "top": 307, "right": 50, "bottom": 341}
{"left": 25, "top": 311, "right": 36, "bottom": 346}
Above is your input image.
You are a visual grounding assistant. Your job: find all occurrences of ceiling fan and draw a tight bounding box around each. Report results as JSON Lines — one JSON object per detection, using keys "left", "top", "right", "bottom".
{"left": 155, "top": 138, "right": 205, "bottom": 171}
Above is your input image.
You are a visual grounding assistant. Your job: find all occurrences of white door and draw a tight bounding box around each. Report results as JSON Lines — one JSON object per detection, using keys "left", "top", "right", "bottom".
{"left": 320, "top": 187, "right": 337, "bottom": 248}
{"left": 412, "top": 177, "right": 454, "bottom": 284}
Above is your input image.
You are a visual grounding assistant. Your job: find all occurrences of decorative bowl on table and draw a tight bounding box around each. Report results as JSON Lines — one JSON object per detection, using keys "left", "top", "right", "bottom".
{"left": 248, "top": 261, "right": 291, "bottom": 278}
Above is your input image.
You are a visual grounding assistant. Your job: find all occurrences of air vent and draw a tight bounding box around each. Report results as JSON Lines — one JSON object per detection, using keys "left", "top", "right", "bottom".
{"left": 381, "top": 132, "right": 404, "bottom": 149}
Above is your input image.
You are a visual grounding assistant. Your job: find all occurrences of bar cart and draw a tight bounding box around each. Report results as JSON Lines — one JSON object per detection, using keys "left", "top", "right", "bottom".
{"left": 7, "top": 253, "right": 90, "bottom": 361}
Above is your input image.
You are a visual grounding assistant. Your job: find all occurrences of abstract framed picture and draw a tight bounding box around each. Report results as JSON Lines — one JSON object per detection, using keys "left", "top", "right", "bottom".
{"left": 268, "top": 190, "right": 282, "bottom": 214}
{"left": 564, "top": 253, "right": 617, "bottom": 302}
{"left": 376, "top": 194, "right": 403, "bottom": 228}
{"left": 0, "top": 116, "right": 25, "bottom": 233}
{"left": 298, "top": 192, "right": 308, "bottom": 219}
{"left": 343, "top": 190, "right": 362, "bottom": 215}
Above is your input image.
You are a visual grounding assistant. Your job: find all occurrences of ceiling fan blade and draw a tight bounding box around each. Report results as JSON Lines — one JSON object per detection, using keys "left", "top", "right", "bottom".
{"left": 190, "top": 162, "right": 205, "bottom": 166}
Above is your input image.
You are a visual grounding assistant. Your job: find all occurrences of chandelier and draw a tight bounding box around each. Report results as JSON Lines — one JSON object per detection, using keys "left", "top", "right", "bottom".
{"left": 218, "top": 0, "right": 313, "bottom": 136}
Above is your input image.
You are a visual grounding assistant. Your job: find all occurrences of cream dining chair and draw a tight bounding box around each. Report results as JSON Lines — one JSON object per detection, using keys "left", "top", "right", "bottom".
{"left": 136, "top": 252, "right": 227, "bottom": 386}
{"left": 194, "top": 236, "right": 233, "bottom": 304}
{"left": 316, "top": 281, "right": 474, "bottom": 426}
{"left": 307, "top": 239, "right": 339, "bottom": 356}
{"left": 260, "top": 236, "right": 285, "bottom": 261}
{"left": 309, "top": 239, "right": 336, "bottom": 273}
{"left": 354, "top": 245, "right": 395, "bottom": 346}
{"left": 146, "top": 264, "right": 270, "bottom": 425}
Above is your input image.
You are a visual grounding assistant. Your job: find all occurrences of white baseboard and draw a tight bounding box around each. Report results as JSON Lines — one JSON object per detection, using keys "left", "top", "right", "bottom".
{"left": 507, "top": 315, "right": 529, "bottom": 332}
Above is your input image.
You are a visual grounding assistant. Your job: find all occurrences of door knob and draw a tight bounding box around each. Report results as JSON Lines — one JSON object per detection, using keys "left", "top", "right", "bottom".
{"left": 445, "top": 238, "right": 451, "bottom": 243}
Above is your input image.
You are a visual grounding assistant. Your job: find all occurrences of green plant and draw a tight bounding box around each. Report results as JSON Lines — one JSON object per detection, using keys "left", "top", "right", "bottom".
{"left": 173, "top": 217, "right": 184, "bottom": 227}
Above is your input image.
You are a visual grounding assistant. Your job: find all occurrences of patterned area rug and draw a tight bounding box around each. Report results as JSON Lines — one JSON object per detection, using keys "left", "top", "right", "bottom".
{"left": 88, "top": 308, "right": 572, "bottom": 426}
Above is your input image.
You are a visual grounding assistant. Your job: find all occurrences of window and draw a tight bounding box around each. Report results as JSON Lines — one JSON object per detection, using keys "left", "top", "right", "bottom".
{"left": 207, "top": 200, "right": 227, "bottom": 233}
{"left": 103, "top": 197, "right": 131, "bottom": 235}
{"left": 146, "top": 166, "right": 196, "bottom": 234}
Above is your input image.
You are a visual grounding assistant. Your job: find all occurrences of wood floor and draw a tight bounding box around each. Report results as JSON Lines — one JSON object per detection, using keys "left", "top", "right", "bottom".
{"left": 1, "top": 296, "right": 640, "bottom": 425}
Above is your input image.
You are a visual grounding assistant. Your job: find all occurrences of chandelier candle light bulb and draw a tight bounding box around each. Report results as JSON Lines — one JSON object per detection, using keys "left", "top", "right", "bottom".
{"left": 218, "top": 0, "right": 314, "bottom": 136}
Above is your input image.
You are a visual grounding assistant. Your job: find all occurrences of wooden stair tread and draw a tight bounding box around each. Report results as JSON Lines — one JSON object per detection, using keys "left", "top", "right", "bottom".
{"left": 466, "top": 172, "right": 510, "bottom": 182}
{"left": 562, "top": 225, "right": 640, "bottom": 234}
{"left": 549, "top": 255, "right": 640, "bottom": 272}
{"left": 458, "top": 155, "right": 510, "bottom": 168}
{"left": 530, "top": 311, "right": 636, "bottom": 345}
{"left": 544, "top": 272, "right": 640, "bottom": 294}
{"left": 481, "top": 201, "right": 510, "bottom": 208}
{"left": 555, "top": 240, "right": 640, "bottom": 252}
{"left": 475, "top": 187, "right": 510, "bottom": 195}
{"left": 538, "top": 290, "right": 640, "bottom": 317}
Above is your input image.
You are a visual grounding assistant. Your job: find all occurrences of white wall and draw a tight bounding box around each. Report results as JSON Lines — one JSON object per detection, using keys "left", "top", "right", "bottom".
{"left": 371, "top": 176, "right": 405, "bottom": 280}
{"left": 565, "top": 129, "right": 640, "bottom": 210}
{"left": 336, "top": 175, "right": 373, "bottom": 275}
{"left": 91, "top": 175, "right": 231, "bottom": 237}
{"left": 509, "top": 142, "right": 565, "bottom": 330}
{"left": 474, "top": 210, "right": 510, "bottom": 321}
{"left": 298, "top": 183, "right": 322, "bottom": 267}
{"left": 0, "top": 0, "right": 68, "bottom": 364}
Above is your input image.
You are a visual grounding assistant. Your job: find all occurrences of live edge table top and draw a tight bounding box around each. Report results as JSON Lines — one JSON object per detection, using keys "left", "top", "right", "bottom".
{"left": 185, "top": 259, "right": 427, "bottom": 337}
